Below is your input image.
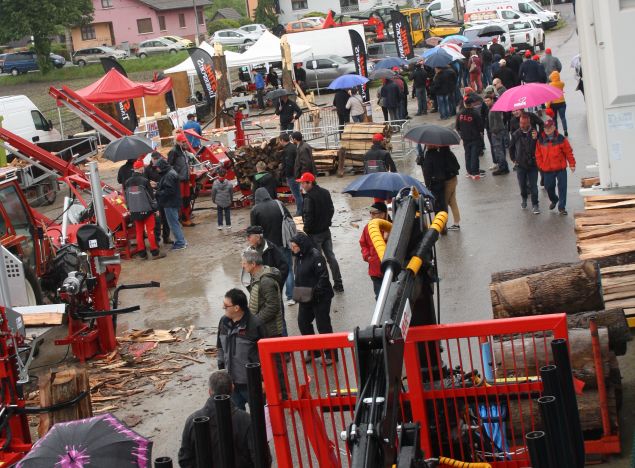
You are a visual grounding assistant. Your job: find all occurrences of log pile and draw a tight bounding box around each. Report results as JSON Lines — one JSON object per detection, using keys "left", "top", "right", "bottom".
{"left": 338, "top": 123, "right": 392, "bottom": 173}
{"left": 313, "top": 149, "right": 338, "bottom": 175}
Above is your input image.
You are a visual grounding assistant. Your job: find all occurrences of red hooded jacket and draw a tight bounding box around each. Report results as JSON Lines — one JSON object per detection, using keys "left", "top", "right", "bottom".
{"left": 535, "top": 132, "right": 576, "bottom": 172}
{"left": 359, "top": 225, "right": 382, "bottom": 278}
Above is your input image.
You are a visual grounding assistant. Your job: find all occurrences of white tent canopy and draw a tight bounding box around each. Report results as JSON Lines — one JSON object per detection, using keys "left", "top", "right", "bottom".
{"left": 164, "top": 31, "right": 312, "bottom": 75}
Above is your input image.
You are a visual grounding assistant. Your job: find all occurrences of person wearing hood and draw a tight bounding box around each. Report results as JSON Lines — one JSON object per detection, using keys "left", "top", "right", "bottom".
{"left": 333, "top": 88, "right": 351, "bottom": 130}
{"left": 252, "top": 160, "right": 278, "bottom": 200}
{"left": 154, "top": 158, "right": 187, "bottom": 250}
{"left": 363, "top": 133, "right": 397, "bottom": 174}
{"left": 379, "top": 78, "right": 400, "bottom": 121}
{"left": 509, "top": 114, "right": 540, "bottom": 214}
{"left": 547, "top": 70, "right": 568, "bottom": 136}
{"left": 290, "top": 233, "right": 335, "bottom": 364}
{"left": 541, "top": 48, "right": 562, "bottom": 76}
{"left": 212, "top": 168, "right": 233, "bottom": 230}
{"left": 178, "top": 370, "right": 269, "bottom": 468}
{"left": 279, "top": 132, "right": 303, "bottom": 216}
{"left": 536, "top": 118, "right": 575, "bottom": 215}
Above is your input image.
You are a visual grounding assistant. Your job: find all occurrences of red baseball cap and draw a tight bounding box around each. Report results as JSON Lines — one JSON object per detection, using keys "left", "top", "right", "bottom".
{"left": 509, "top": 47, "right": 516, "bottom": 53}
{"left": 392, "top": 66, "right": 400, "bottom": 71}
{"left": 545, "top": 48, "right": 552, "bottom": 54}
{"left": 372, "top": 133, "right": 384, "bottom": 142}
{"left": 492, "top": 37, "right": 498, "bottom": 43}
{"left": 524, "top": 50, "right": 531, "bottom": 58}
{"left": 544, "top": 118, "right": 555, "bottom": 127}
{"left": 133, "top": 159, "right": 144, "bottom": 169}
{"left": 175, "top": 133, "right": 188, "bottom": 142}
{"left": 532, "top": 54, "right": 540, "bottom": 61}
{"left": 296, "top": 172, "right": 316, "bottom": 183}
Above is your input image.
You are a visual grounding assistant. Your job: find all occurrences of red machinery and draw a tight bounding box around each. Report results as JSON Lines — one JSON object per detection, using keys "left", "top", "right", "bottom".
{"left": 322, "top": 9, "right": 387, "bottom": 41}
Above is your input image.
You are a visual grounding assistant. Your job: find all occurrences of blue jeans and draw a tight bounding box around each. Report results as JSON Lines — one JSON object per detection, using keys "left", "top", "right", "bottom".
{"left": 516, "top": 166, "right": 539, "bottom": 206}
{"left": 482, "top": 64, "right": 493, "bottom": 87}
{"left": 415, "top": 87, "right": 427, "bottom": 114}
{"left": 543, "top": 169, "right": 567, "bottom": 210}
{"left": 352, "top": 114, "right": 364, "bottom": 122}
{"left": 286, "top": 177, "right": 303, "bottom": 215}
{"left": 231, "top": 384, "right": 249, "bottom": 410}
{"left": 491, "top": 132, "right": 509, "bottom": 171}
{"left": 463, "top": 141, "right": 481, "bottom": 175}
{"left": 284, "top": 248, "right": 294, "bottom": 301}
{"left": 216, "top": 206, "right": 231, "bottom": 226}
{"left": 437, "top": 94, "right": 451, "bottom": 119}
{"left": 163, "top": 207, "right": 186, "bottom": 247}
{"left": 551, "top": 103, "right": 568, "bottom": 133}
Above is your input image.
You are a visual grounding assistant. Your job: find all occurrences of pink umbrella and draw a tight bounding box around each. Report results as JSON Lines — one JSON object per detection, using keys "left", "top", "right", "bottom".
{"left": 491, "top": 83, "right": 563, "bottom": 112}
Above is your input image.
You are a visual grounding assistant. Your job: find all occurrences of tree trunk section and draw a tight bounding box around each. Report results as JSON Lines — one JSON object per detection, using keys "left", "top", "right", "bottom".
{"left": 490, "top": 261, "right": 604, "bottom": 318}
{"left": 280, "top": 37, "right": 295, "bottom": 98}
{"left": 39, "top": 366, "right": 93, "bottom": 437}
{"left": 492, "top": 328, "right": 610, "bottom": 389}
{"left": 490, "top": 262, "right": 577, "bottom": 283}
{"left": 212, "top": 54, "right": 232, "bottom": 128}
{"left": 566, "top": 309, "right": 631, "bottom": 356}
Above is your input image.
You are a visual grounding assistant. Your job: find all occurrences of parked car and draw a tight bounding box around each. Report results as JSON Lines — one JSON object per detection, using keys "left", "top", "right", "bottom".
{"left": 464, "top": 8, "right": 543, "bottom": 26}
{"left": 210, "top": 29, "right": 256, "bottom": 46}
{"left": 72, "top": 46, "right": 128, "bottom": 66}
{"left": 162, "top": 35, "right": 194, "bottom": 48}
{"left": 137, "top": 38, "right": 182, "bottom": 58}
{"left": 239, "top": 24, "right": 268, "bottom": 38}
{"left": 286, "top": 20, "right": 323, "bottom": 33}
{"left": 367, "top": 42, "right": 399, "bottom": 61}
{"left": 302, "top": 17, "right": 326, "bottom": 27}
{"left": 462, "top": 22, "right": 512, "bottom": 52}
{"left": 508, "top": 19, "right": 545, "bottom": 51}
{"left": 0, "top": 52, "right": 66, "bottom": 75}
{"left": 301, "top": 55, "right": 356, "bottom": 88}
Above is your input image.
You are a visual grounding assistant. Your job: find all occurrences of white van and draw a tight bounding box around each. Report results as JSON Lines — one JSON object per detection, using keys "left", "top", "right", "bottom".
{"left": 465, "top": 0, "right": 559, "bottom": 29}
{"left": 464, "top": 8, "right": 540, "bottom": 25}
{"left": 0, "top": 95, "right": 61, "bottom": 143}
{"left": 422, "top": 0, "right": 456, "bottom": 20}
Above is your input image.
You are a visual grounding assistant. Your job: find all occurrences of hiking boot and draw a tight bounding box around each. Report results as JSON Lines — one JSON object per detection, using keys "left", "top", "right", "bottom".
{"left": 533, "top": 205, "right": 540, "bottom": 215}
{"left": 549, "top": 201, "right": 557, "bottom": 210}
{"left": 559, "top": 209, "right": 568, "bottom": 215}
{"left": 521, "top": 200, "right": 527, "bottom": 209}
{"left": 150, "top": 250, "right": 166, "bottom": 260}
{"left": 136, "top": 250, "right": 148, "bottom": 259}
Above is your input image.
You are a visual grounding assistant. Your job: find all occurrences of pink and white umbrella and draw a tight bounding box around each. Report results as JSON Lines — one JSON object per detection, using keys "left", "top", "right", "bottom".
{"left": 491, "top": 83, "right": 563, "bottom": 112}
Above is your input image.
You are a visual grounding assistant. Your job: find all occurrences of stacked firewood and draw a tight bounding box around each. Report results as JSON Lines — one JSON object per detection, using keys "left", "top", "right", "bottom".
{"left": 231, "top": 138, "right": 283, "bottom": 187}
{"left": 338, "top": 123, "right": 392, "bottom": 174}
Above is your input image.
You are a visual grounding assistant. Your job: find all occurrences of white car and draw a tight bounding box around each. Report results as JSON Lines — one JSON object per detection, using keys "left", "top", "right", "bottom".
{"left": 302, "top": 17, "right": 326, "bottom": 27}
{"left": 508, "top": 19, "right": 545, "bottom": 52}
{"left": 239, "top": 24, "right": 268, "bottom": 38}
{"left": 211, "top": 29, "right": 256, "bottom": 46}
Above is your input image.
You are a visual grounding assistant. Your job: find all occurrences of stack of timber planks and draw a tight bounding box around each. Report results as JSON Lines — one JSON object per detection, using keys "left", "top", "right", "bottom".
{"left": 338, "top": 123, "right": 392, "bottom": 174}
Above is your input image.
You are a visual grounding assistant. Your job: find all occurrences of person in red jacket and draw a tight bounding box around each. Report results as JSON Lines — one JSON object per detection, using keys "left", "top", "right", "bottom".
{"left": 535, "top": 118, "right": 576, "bottom": 215}
{"left": 359, "top": 202, "right": 390, "bottom": 299}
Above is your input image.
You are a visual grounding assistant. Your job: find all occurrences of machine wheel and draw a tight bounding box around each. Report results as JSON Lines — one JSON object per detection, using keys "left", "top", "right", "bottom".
{"left": 24, "top": 267, "right": 44, "bottom": 306}
{"left": 11, "top": 68, "right": 19, "bottom": 76}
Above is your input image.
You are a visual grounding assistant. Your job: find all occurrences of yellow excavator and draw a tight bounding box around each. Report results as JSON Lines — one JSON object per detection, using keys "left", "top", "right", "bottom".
{"left": 399, "top": 7, "right": 464, "bottom": 45}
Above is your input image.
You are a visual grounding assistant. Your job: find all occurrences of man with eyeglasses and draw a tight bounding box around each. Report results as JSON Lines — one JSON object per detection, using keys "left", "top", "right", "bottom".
{"left": 216, "top": 288, "right": 268, "bottom": 410}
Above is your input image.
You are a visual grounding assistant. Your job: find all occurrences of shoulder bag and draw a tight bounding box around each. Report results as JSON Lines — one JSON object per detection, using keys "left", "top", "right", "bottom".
{"left": 277, "top": 200, "right": 298, "bottom": 249}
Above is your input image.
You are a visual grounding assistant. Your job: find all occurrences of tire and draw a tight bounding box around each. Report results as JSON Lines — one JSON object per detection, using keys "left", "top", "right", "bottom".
{"left": 24, "top": 267, "right": 44, "bottom": 306}
{"left": 0, "top": 67, "right": 3, "bottom": 74}
{"left": 540, "top": 38, "right": 546, "bottom": 51}
{"left": 11, "top": 68, "right": 19, "bottom": 76}
{"left": 169, "top": 49, "right": 177, "bottom": 54}
{"left": 39, "top": 178, "right": 58, "bottom": 206}
{"left": 139, "top": 53, "right": 147, "bottom": 59}
{"left": 77, "top": 59, "right": 86, "bottom": 67}
{"left": 244, "top": 40, "right": 253, "bottom": 44}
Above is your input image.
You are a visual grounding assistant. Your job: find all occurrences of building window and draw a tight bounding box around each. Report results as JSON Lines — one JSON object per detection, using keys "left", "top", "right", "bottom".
{"left": 80, "top": 25, "right": 96, "bottom": 40}
{"left": 158, "top": 15, "right": 166, "bottom": 31}
{"left": 291, "top": 0, "right": 308, "bottom": 9}
{"left": 178, "top": 13, "right": 186, "bottom": 28}
{"left": 101, "top": 0, "right": 113, "bottom": 7}
{"left": 137, "top": 18, "right": 153, "bottom": 34}
{"left": 197, "top": 8, "right": 204, "bottom": 25}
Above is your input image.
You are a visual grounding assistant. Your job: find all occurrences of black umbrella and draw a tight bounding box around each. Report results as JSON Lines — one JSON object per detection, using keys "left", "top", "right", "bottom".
{"left": 369, "top": 68, "right": 396, "bottom": 80}
{"left": 404, "top": 124, "right": 461, "bottom": 146}
{"left": 264, "top": 88, "right": 294, "bottom": 101}
{"left": 103, "top": 135, "right": 154, "bottom": 162}
{"left": 478, "top": 25, "right": 506, "bottom": 37}
{"left": 17, "top": 413, "right": 152, "bottom": 467}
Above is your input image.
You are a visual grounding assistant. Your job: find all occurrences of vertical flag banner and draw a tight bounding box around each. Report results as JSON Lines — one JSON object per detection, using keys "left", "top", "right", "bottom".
{"left": 349, "top": 30, "right": 370, "bottom": 103}
{"left": 390, "top": 11, "right": 414, "bottom": 60}
{"left": 187, "top": 47, "right": 217, "bottom": 103}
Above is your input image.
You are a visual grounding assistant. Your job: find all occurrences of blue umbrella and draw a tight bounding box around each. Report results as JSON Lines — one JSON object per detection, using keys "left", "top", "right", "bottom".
{"left": 422, "top": 48, "right": 453, "bottom": 68}
{"left": 327, "top": 74, "right": 369, "bottom": 90}
{"left": 441, "top": 34, "right": 469, "bottom": 44}
{"left": 373, "top": 57, "right": 408, "bottom": 70}
{"left": 342, "top": 172, "right": 432, "bottom": 200}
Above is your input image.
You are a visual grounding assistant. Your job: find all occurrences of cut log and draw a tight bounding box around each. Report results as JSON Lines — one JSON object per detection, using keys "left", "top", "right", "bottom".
{"left": 492, "top": 327, "right": 609, "bottom": 389}
{"left": 490, "top": 262, "right": 576, "bottom": 283}
{"left": 39, "top": 366, "right": 93, "bottom": 437}
{"left": 490, "top": 261, "right": 604, "bottom": 318}
{"left": 566, "top": 309, "right": 631, "bottom": 356}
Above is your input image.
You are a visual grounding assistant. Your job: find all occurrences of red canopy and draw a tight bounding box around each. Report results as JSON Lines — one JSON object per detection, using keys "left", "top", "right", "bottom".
{"left": 76, "top": 69, "right": 173, "bottom": 103}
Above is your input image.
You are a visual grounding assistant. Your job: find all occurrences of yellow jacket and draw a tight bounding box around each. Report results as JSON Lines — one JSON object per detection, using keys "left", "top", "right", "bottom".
{"left": 549, "top": 70, "right": 565, "bottom": 105}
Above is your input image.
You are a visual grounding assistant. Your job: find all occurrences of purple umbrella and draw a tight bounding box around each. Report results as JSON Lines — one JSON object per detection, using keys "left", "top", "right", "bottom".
{"left": 17, "top": 413, "right": 152, "bottom": 468}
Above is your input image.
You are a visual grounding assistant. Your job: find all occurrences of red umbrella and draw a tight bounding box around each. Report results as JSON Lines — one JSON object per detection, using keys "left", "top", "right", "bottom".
{"left": 491, "top": 83, "right": 563, "bottom": 112}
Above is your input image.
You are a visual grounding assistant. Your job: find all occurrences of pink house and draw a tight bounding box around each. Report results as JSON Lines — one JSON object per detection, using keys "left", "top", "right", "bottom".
{"left": 71, "top": 0, "right": 210, "bottom": 51}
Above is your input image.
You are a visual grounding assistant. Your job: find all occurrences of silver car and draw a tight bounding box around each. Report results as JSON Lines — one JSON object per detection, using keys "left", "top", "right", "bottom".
{"left": 137, "top": 38, "right": 183, "bottom": 58}
{"left": 238, "top": 24, "right": 268, "bottom": 38}
{"left": 302, "top": 55, "right": 357, "bottom": 88}
{"left": 72, "top": 46, "right": 128, "bottom": 66}
{"left": 211, "top": 29, "right": 255, "bottom": 46}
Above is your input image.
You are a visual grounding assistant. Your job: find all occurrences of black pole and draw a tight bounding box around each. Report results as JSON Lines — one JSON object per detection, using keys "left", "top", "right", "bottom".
{"left": 154, "top": 457, "right": 173, "bottom": 468}
{"left": 525, "top": 431, "right": 551, "bottom": 468}
{"left": 193, "top": 416, "right": 213, "bottom": 468}
{"left": 538, "top": 395, "right": 573, "bottom": 468}
{"left": 214, "top": 394, "right": 236, "bottom": 468}
{"left": 247, "top": 363, "right": 269, "bottom": 468}
{"left": 540, "top": 365, "right": 575, "bottom": 468}
{"left": 551, "top": 338, "right": 585, "bottom": 468}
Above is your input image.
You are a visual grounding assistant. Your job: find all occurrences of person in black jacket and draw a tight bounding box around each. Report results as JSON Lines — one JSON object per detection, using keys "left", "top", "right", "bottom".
{"left": 456, "top": 98, "right": 484, "bottom": 179}
{"left": 518, "top": 53, "right": 547, "bottom": 84}
{"left": 145, "top": 152, "right": 171, "bottom": 245}
{"left": 178, "top": 370, "right": 270, "bottom": 468}
{"left": 252, "top": 161, "right": 278, "bottom": 199}
{"left": 279, "top": 133, "right": 302, "bottom": 215}
{"left": 430, "top": 66, "right": 457, "bottom": 120}
{"left": 290, "top": 233, "right": 335, "bottom": 363}
{"left": 168, "top": 133, "right": 194, "bottom": 226}
{"left": 505, "top": 48, "right": 523, "bottom": 79}
{"left": 363, "top": 133, "right": 397, "bottom": 173}
{"left": 116, "top": 159, "right": 135, "bottom": 190}
{"left": 481, "top": 45, "right": 493, "bottom": 87}
{"left": 276, "top": 94, "right": 302, "bottom": 132}
{"left": 489, "top": 37, "right": 505, "bottom": 61}
{"left": 509, "top": 114, "right": 540, "bottom": 213}
{"left": 379, "top": 78, "right": 400, "bottom": 121}
{"left": 493, "top": 59, "right": 518, "bottom": 90}
{"left": 217, "top": 288, "right": 268, "bottom": 409}
{"left": 155, "top": 158, "right": 187, "bottom": 250}
{"left": 298, "top": 172, "right": 343, "bottom": 292}
{"left": 410, "top": 62, "right": 428, "bottom": 116}
{"left": 332, "top": 89, "right": 351, "bottom": 131}
{"left": 294, "top": 63, "right": 307, "bottom": 92}
{"left": 125, "top": 160, "right": 164, "bottom": 260}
